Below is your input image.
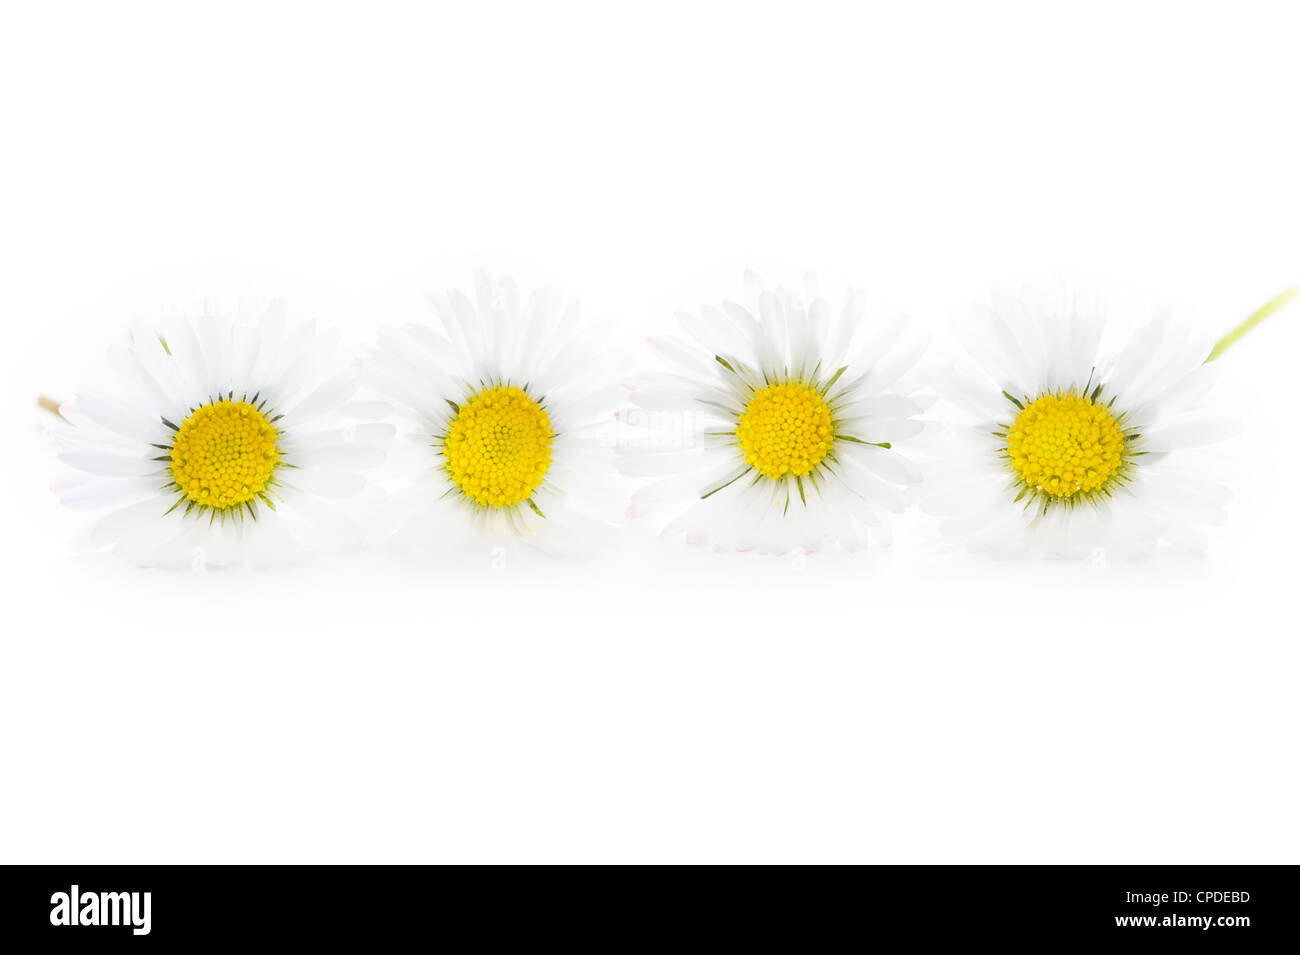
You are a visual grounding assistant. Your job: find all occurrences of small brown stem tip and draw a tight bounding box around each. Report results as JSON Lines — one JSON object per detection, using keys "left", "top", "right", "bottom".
{"left": 37, "top": 395, "right": 67, "bottom": 420}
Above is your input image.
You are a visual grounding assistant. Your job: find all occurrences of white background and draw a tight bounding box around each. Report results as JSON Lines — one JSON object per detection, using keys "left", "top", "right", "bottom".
{"left": 1, "top": 1, "right": 1297, "bottom": 863}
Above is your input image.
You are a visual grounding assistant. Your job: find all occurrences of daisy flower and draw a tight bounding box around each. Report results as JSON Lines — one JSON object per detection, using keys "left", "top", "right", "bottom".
{"left": 922, "top": 284, "right": 1296, "bottom": 558}
{"left": 50, "top": 305, "right": 389, "bottom": 568}
{"left": 367, "top": 271, "right": 622, "bottom": 559}
{"left": 622, "top": 273, "right": 927, "bottom": 553}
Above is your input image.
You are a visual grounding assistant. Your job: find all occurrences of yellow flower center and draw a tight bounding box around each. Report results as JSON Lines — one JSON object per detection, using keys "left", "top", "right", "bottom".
{"left": 736, "top": 382, "right": 834, "bottom": 480}
{"left": 169, "top": 399, "right": 279, "bottom": 510}
{"left": 443, "top": 385, "right": 553, "bottom": 508}
{"left": 1007, "top": 392, "right": 1125, "bottom": 499}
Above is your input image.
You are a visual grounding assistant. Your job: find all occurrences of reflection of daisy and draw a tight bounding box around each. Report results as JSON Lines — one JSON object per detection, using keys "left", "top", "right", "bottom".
{"left": 367, "top": 272, "right": 621, "bottom": 558}
{"left": 923, "top": 286, "right": 1249, "bottom": 557}
{"left": 51, "top": 306, "right": 388, "bottom": 567}
{"left": 623, "top": 273, "right": 926, "bottom": 553}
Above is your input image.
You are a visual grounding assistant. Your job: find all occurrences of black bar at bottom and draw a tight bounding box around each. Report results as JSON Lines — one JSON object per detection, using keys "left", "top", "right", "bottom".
{"left": 0, "top": 864, "right": 1291, "bottom": 945}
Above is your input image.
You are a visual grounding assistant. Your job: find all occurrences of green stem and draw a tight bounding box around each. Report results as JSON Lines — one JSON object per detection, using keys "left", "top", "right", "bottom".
{"left": 1205, "top": 284, "right": 1299, "bottom": 362}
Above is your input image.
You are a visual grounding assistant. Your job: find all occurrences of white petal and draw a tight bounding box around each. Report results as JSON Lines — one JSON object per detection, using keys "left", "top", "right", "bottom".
{"left": 55, "top": 476, "right": 161, "bottom": 510}
{"left": 837, "top": 443, "right": 920, "bottom": 485}
{"left": 60, "top": 451, "right": 162, "bottom": 477}
{"left": 279, "top": 368, "right": 360, "bottom": 428}
{"left": 1142, "top": 416, "right": 1236, "bottom": 451}
{"left": 284, "top": 469, "right": 367, "bottom": 498}
{"left": 72, "top": 390, "right": 162, "bottom": 443}
{"left": 291, "top": 442, "right": 386, "bottom": 471}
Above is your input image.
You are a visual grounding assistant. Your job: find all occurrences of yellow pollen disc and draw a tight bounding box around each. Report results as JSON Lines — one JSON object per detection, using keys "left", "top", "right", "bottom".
{"left": 1007, "top": 392, "right": 1124, "bottom": 499}
{"left": 736, "top": 382, "right": 834, "bottom": 480}
{"left": 443, "top": 385, "right": 554, "bottom": 508}
{"left": 169, "top": 399, "right": 279, "bottom": 510}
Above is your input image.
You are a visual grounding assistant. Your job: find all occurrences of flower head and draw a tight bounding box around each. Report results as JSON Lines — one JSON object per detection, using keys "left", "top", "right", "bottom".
{"left": 622, "top": 272, "right": 926, "bottom": 553}
{"left": 924, "top": 286, "right": 1235, "bottom": 557}
{"left": 51, "top": 305, "right": 388, "bottom": 567}
{"left": 367, "top": 271, "right": 622, "bottom": 559}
